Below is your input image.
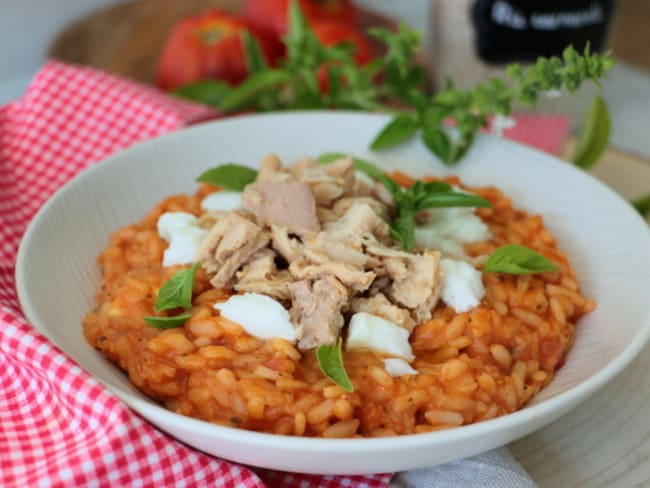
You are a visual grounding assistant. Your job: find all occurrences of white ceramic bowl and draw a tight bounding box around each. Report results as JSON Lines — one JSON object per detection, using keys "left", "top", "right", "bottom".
{"left": 16, "top": 112, "right": 650, "bottom": 474}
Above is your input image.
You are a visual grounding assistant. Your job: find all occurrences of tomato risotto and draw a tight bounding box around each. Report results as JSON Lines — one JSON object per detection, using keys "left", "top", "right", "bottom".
{"left": 83, "top": 155, "right": 594, "bottom": 437}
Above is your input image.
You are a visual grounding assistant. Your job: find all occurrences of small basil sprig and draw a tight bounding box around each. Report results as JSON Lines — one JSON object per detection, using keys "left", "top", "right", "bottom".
{"left": 484, "top": 244, "right": 559, "bottom": 274}
{"left": 318, "top": 153, "right": 491, "bottom": 251}
{"left": 197, "top": 164, "right": 258, "bottom": 191}
{"left": 144, "top": 262, "right": 199, "bottom": 328}
{"left": 316, "top": 338, "right": 353, "bottom": 392}
{"left": 370, "top": 45, "right": 613, "bottom": 165}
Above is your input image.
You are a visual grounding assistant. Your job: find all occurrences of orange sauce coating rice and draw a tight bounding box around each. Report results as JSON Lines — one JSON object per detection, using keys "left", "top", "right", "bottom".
{"left": 83, "top": 175, "right": 595, "bottom": 437}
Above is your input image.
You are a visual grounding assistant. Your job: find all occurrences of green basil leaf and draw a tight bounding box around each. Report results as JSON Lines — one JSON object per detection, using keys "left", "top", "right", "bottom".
{"left": 316, "top": 339, "right": 353, "bottom": 392}
{"left": 315, "top": 152, "right": 348, "bottom": 164}
{"left": 411, "top": 181, "right": 450, "bottom": 209}
{"left": 154, "top": 262, "right": 200, "bottom": 312}
{"left": 218, "top": 70, "right": 292, "bottom": 111}
{"left": 420, "top": 127, "right": 454, "bottom": 165}
{"left": 316, "top": 152, "right": 401, "bottom": 196}
{"left": 370, "top": 114, "right": 419, "bottom": 150}
{"left": 287, "top": 0, "right": 309, "bottom": 47}
{"left": 572, "top": 94, "right": 610, "bottom": 169}
{"left": 631, "top": 192, "right": 650, "bottom": 218}
{"left": 414, "top": 192, "right": 491, "bottom": 212}
{"left": 144, "top": 313, "right": 192, "bottom": 329}
{"left": 326, "top": 66, "right": 342, "bottom": 100}
{"left": 484, "top": 244, "right": 559, "bottom": 275}
{"left": 196, "top": 163, "right": 258, "bottom": 191}
{"left": 172, "top": 80, "right": 231, "bottom": 107}
{"left": 352, "top": 160, "right": 401, "bottom": 196}
{"left": 242, "top": 30, "right": 267, "bottom": 74}
{"left": 420, "top": 106, "right": 448, "bottom": 128}
{"left": 449, "top": 134, "right": 474, "bottom": 163}
{"left": 390, "top": 210, "right": 416, "bottom": 252}
{"left": 421, "top": 181, "right": 453, "bottom": 193}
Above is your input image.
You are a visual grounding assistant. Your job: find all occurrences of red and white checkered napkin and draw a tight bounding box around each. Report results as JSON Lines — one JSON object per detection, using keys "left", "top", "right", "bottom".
{"left": 0, "top": 60, "right": 570, "bottom": 488}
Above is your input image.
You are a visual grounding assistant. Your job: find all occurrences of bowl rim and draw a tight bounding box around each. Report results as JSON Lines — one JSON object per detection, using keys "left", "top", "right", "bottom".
{"left": 15, "top": 110, "right": 650, "bottom": 456}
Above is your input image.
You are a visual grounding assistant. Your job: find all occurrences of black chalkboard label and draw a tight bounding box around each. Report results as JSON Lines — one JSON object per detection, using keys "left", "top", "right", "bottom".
{"left": 472, "top": 0, "right": 615, "bottom": 64}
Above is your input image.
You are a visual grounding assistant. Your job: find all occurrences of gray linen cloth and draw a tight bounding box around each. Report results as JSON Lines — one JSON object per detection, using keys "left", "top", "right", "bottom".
{"left": 390, "top": 447, "right": 537, "bottom": 488}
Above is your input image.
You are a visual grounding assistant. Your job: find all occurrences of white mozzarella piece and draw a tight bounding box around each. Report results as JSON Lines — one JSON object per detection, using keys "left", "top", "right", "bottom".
{"left": 440, "top": 258, "right": 486, "bottom": 313}
{"left": 414, "top": 206, "right": 491, "bottom": 258}
{"left": 201, "top": 191, "right": 242, "bottom": 212}
{"left": 383, "top": 358, "right": 418, "bottom": 377}
{"left": 214, "top": 293, "right": 297, "bottom": 342}
{"left": 157, "top": 212, "right": 208, "bottom": 267}
{"left": 346, "top": 312, "right": 414, "bottom": 361}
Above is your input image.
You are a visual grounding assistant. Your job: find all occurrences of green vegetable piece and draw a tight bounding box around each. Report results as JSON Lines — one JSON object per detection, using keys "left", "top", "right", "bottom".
{"left": 143, "top": 313, "right": 192, "bottom": 329}
{"left": 572, "top": 94, "right": 611, "bottom": 170}
{"left": 242, "top": 30, "right": 267, "bottom": 74}
{"left": 196, "top": 163, "right": 258, "bottom": 191}
{"left": 390, "top": 210, "right": 416, "bottom": 252}
{"left": 414, "top": 192, "right": 491, "bottom": 212}
{"left": 370, "top": 114, "right": 419, "bottom": 150}
{"left": 172, "top": 80, "right": 231, "bottom": 107}
{"left": 485, "top": 244, "right": 559, "bottom": 275}
{"left": 315, "top": 152, "right": 347, "bottom": 164}
{"left": 421, "top": 181, "right": 453, "bottom": 193}
{"left": 353, "top": 159, "right": 401, "bottom": 196}
{"left": 154, "top": 262, "right": 200, "bottom": 312}
{"left": 218, "top": 70, "right": 292, "bottom": 111}
{"left": 631, "top": 193, "right": 650, "bottom": 218}
{"left": 316, "top": 339, "right": 353, "bottom": 392}
{"left": 420, "top": 127, "right": 454, "bottom": 165}
{"left": 287, "top": 0, "right": 309, "bottom": 50}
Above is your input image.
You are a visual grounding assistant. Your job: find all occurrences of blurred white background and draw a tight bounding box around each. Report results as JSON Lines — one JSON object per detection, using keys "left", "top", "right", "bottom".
{"left": 1, "top": 0, "right": 649, "bottom": 158}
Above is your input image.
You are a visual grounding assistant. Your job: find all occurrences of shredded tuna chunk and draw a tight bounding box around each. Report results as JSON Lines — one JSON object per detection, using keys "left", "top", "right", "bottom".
{"left": 234, "top": 249, "right": 292, "bottom": 300}
{"left": 194, "top": 155, "right": 456, "bottom": 350}
{"left": 290, "top": 157, "right": 355, "bottom": 206}
{"left": 351, "top": 293, "right": 416, "bottom": 332}
{"left": 321, "top": 202, "right": 389, "bottom": 243}
{"left": 196, "top": 212, "right": 270, "bottom": 289}
{"left": 257, "top": 154, "right": 291, "bottom": 182}
{"left": 290, "top": 261, "right": 375, "bottom": 292}
{"left": 242, "top": 181, "right": 320, "bottom": 237}
{"left": 366, "top": 244, "right": 444, "bottom": 321}
{"left": 303, "top": 239, "right": 368, "bottom": 269}
{"left": 271, "top": 225, "right": 303, "bottom": 263}
{"left": 290, "top": 276, "right": 349, "bottom": 349}
{"left": 331, "top": 197, "right": 388, "bottom": 221}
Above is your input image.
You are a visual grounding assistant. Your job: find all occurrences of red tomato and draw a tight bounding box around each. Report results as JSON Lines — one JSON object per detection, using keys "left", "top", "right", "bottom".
{"left": 311, "top": 20, "right": 375, "bottom": 93}
{"left": 241, "top": 0, "right": 360, "bottom": 39}
{"left": 155, "top": 9, "right": 279, "bottom": 91}
{"left": 311, "top": 20, "right": 374, "bottom": 65}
